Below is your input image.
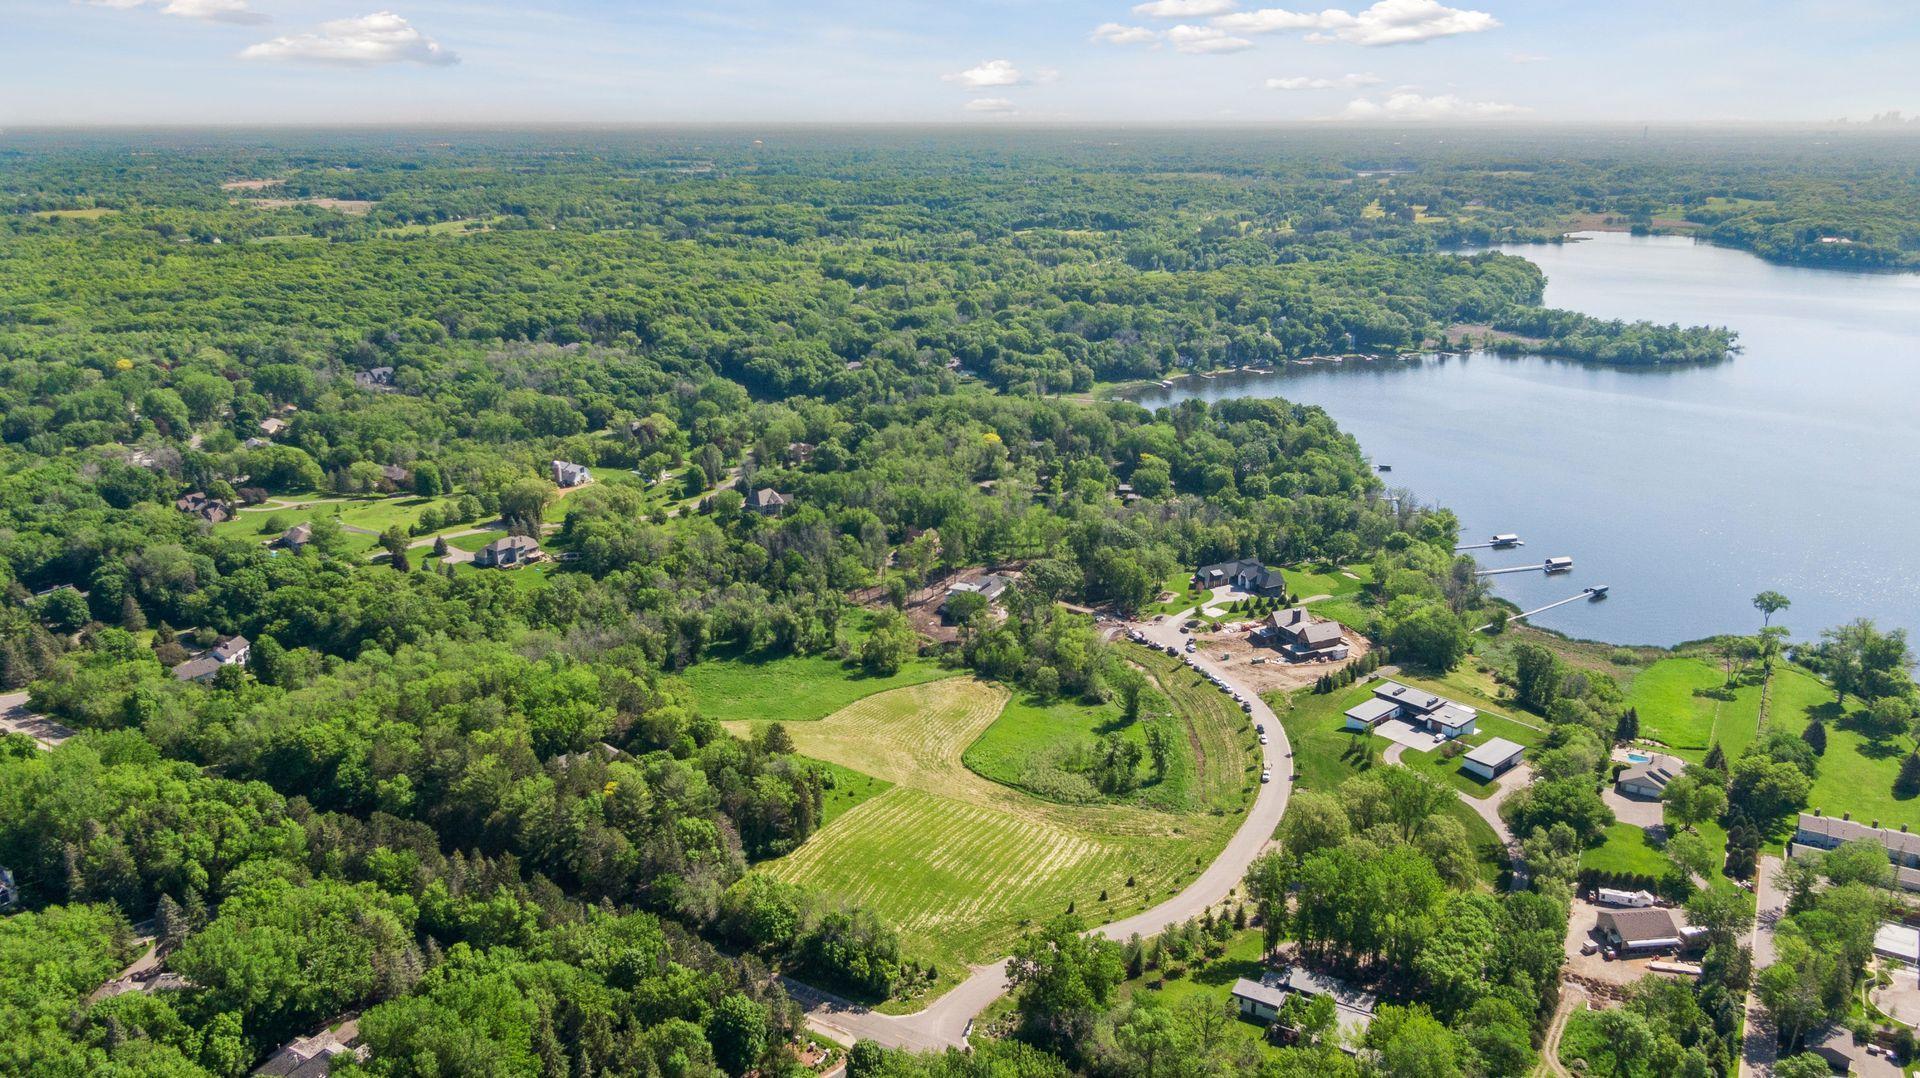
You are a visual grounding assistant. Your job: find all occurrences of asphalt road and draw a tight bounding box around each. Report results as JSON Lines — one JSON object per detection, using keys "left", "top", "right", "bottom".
{"left": 793, "top": 604, "right": 1295, "bottom": 1050}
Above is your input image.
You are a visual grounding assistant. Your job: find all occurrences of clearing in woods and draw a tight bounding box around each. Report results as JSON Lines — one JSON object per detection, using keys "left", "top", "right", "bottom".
{"left": 724, "top": 675, "right": 1246, "bottom": 997}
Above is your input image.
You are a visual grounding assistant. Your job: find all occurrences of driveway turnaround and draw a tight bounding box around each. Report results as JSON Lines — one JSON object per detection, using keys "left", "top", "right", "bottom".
{"left": 793, "top": 607, "right": 1295, "bottom": 1050}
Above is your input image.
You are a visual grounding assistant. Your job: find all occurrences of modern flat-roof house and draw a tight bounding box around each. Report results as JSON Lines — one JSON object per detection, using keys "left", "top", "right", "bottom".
{"left": 172, "top": 635, "right": 251, "bottom": 682}
{"left": 746, "top": 488, "right": 789, "bottom": 516}
{"left": 1618, "top": 759, "right": 1684, "bottom": 800}
{"left": 1596, "top": 908, "right": 1684, "bottom": 953}
{"left": 474, "top": 535, "right": 543, "bottom": 569}
{"left": 1193, "top": 558, "right": 1287, "bottom": 597}
{"left": 551, "top": 460, "right": 592, "bottom": 488}
{"left": 1255, "top": 608, "right": 1350, "bottom": 661}
{"left": 1792, "top": 813, "right": 1920, "bottom": 892}
{"left": 1344, "top": 680, "right": 1479, "bottom": 739}
{"left": 1463, "top": 738, "right": 1526, "bottom": 780}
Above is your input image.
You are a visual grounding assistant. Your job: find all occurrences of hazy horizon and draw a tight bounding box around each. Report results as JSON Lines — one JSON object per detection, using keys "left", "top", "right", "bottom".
{"left": 3, "top": 0, "right": 1917, "bottom": 128}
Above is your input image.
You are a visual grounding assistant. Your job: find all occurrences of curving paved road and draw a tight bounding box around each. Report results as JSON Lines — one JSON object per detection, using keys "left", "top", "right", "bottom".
{"left": 793, "top": 606, "right": 1294, "bottom": 1050}
{"left": 0, "top": 690, "right": 71, "bottom": 751}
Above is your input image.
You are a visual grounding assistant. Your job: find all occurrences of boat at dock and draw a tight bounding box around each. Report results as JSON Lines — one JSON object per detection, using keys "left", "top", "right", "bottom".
{"left": 1585, "top": 584, "right": 1610, "bottom": 599}
{"left": 1545, "top": 556, "right": 1575, "bottom": 573}
{"left": 1491, "top": 533, "right": 1521, "bottom": 547}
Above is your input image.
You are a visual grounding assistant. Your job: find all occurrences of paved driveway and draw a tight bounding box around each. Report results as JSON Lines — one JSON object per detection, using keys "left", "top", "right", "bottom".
{"left": 0, "top": 691, "right": 72, "bottom": 750}
{"left": 794, "top": 606, "right": 1296, "bottom": 1051}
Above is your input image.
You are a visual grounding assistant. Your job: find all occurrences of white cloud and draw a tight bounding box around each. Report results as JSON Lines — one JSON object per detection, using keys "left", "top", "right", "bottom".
{"left": 1266, "top": 72, "right": 1382, "bottom": 90}
{"left": 81, "top": 0, "right": 267, "bottom": 24}
{"left": 1091, "top": 22, "right": 1160, "bottom": 45}
{"left": 964, "top": 98, "right": 1017, "bottom": 113}
{"left": 1215, "top": 0, "right": 1499, "bottom": 46}
{"left": 1340, "top": 91, "right": 1527, "bottom": 119}
{"left": 1167, "top": 24, "right": 1254, "bottom": 54}
{"left": 944, "top": 59, "right": 1023, "bottom": 89}
{"left": 1132, "top": 0, "right": 1239, "bottom": 17}
{"left": 239, "top": 11, "right": 458, "bottom": 66}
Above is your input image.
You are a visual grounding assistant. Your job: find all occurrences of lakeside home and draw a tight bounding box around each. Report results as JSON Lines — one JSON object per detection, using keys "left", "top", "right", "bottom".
{"left": 1344, "top": 681, "right": 1479, "bottom": 740}
{"left": 1193, "top": 558, "right": 1286, "bottom": 598}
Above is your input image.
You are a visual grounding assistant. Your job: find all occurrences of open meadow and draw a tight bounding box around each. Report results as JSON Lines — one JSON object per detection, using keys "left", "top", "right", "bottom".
{"left": 723, "top": 673, "right": 1252, "bottom": 998}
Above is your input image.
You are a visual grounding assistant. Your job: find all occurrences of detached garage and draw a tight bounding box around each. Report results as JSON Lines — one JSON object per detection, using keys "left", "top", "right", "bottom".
{"left": 1462, "top": 738, "right": 1526, "bottom": 781}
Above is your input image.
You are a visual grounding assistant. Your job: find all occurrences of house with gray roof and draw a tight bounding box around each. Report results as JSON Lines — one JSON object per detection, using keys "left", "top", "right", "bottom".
{"left": 1193, "top": 558, "right": 1286, "bottom": 597}
{"left": 474, "top": 535, "right": 543, "bottom": 569}
{"left": 1617, "top": 758, "right": 1684, "bottom": 799}
{"left": 746, "top": 488, "right": 789, "bottom": 516}
{"left": 1255, "top": 608, "right": 1350, "bottom": 661}
{"left": 551, "top": 460, "right": 592, "bottom": 488}
{"left": 1345, "top": 680, "right": 1478, "bottom": 739}
{"left": 173, "top": 635, "right": 251, "bottom": 683}
{"left": 1463, "top": 737, "right": 1526, "bottom": 780}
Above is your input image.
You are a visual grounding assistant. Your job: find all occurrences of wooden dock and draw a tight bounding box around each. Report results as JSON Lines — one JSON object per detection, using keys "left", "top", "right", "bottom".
{"left": 1476, "top": 589, "right": 1609, "bottom": 632}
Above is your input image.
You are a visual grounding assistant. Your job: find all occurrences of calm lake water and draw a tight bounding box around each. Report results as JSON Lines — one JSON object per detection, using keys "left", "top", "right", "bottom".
{"left": 1128, "top": 232, "right": 1920, "bottom": 647}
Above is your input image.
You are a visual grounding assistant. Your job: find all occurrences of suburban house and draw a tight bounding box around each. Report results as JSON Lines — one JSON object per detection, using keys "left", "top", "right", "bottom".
{"left": 1343, "top": 681, "right": 1479, "bottom": 740}
{"left": 258, "top": 417, "right": 288, "bottom": 437}
{"left": 1595, "top": 908, "right": 1685, "bottom": 953}
{"left": 1254, "top": 608, "right": 1350, "bottom": 661}
{"left": 1232, "top": 967, "right": 1376, "bottom": 1038}
{"left": 174, "top": 492, "right": 233, "bottom": 524}
{"left": 353, "top": 366, "right": 395, "bottom": 390}
{"left": 172, "top": 635, "right": 251, "bottom": 682}
{"left": 273, "top": 523, "right": 313, "bottom": 550}
{"left": 746, "top": 488, "right": 789, "bottom": 516}
{"left": 1792, "top": 812, "right": 1920, "bottom": 892}
{"left": 786, "top": 441, "right": 815, "bottom": 464}
{"left": 474, "top": 535, "right": 543, "bottom": 569}
{"left": 1193, "top": 558, "right": 1287, "bottom": 597}
{"left": 939, "top": 573, "right": 1014, "bottom": 623}
{"left": 378, "top": 464, "right": 411, "bottom": 488}
{"left": 1462, "top": 738, "right": 1526, "bottom": 781}
{"left": 551, "top": 460, "right": 592, "bottom": 488}
{"left": 256, "top": 1021, "right": 367, "bottom": 1078}
{"left": 1617, "top": 757, "right": 1685, "bottom": 799}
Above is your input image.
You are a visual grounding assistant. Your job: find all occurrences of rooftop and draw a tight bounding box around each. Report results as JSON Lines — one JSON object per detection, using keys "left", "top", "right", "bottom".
{"left": 1465, "top": 737, "right": 1525, "bottom": 767}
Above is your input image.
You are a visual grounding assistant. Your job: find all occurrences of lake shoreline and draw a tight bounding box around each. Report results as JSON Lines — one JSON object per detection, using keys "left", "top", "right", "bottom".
{"left": 1115, "top": 232, "right": 1920, "bottom": 649}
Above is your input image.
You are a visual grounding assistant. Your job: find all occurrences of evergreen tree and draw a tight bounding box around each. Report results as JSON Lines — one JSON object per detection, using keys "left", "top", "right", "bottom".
{"left": 119, "top": 594, "right": 146, "bottom": 632}
{"left": 1705, "top": 742, "right": 1728, "bottom": 772}
{"left": 1615, "top": 707, "right": 1640, "bottom": 743}
{"left": 1801, "top": 718, "right": 1827, "bottom": 756}
{"left": 1897, "top": 751, "right": 1920, "bottom": 800}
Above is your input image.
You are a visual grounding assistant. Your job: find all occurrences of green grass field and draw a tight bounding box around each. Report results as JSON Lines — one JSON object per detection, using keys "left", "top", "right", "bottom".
{"left": 1119, "top": 930, "right": 1284, "bottom": 1061}
{"left": 1282, "top": 674, "right": 1543, "bottom": 801}
{"left": 682, "top": 645, "right": 951, "bottom": 726}
{"left": 1284, "top": 562, "right": 1374, "bottom": 602}
{"left": 725, "top": 677, "right": 1246, "bottom": 999}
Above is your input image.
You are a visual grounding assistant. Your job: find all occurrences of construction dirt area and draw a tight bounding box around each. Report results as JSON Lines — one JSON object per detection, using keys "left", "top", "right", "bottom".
{"left": 866, "top": 566, "right": 1024, "bottom": 646}
{"left": 1183, "top": 621, "right": 1369, "bottom": 695}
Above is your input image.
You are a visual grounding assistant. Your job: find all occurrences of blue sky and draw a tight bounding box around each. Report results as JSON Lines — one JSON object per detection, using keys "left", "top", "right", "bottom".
{"left": 2, "top": 0, "right": 1915, "bottom": 125}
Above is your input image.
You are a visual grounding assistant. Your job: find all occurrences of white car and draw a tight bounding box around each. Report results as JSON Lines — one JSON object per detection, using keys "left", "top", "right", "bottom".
{"left": 1259, "top": 771, "right": 1271, "bottom": 784}
{"left": 1259, "top": 734, "right": 1269, "bottom": 745}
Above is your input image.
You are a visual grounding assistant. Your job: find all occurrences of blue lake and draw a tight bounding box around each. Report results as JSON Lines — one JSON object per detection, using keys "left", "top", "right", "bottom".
{"left": 1127, "top": 231, "right": 1920, "bottom": 647}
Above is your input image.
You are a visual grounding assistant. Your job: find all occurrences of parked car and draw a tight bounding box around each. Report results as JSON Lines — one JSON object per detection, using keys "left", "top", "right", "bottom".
{"left": 1258, "top": 734, "right": 1268, "bottom": 745}
{"left": 1259, "top": 771, "right": 1271, "bottom": 784}
{"left": 1165, "top": 646, "right": 1179, "bottom": 656}
{"left": 1255, "top": 724, "right": 1265, "bottom": 734}
{"left": 1218, "top": 653, "right": 1230, "bottom": 661}
{"left": 1241, "top": 702, "right": 1253, "bottom": 712}
{"left": 1580, "top": 942, "right": 1598, "bottom": 956}
{"left": 1250, "top": 658, "right": 1267, "bottom": 665}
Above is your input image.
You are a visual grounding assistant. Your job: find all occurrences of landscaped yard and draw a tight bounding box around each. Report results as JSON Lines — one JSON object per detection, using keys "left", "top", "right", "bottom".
{"left": 722, "top": 677, "right": 1245, "bottom": 1002}
{"left": 1284, "top": 562, "right": 1374, "bottom": 602}
{"left": 1282, "top": 674, "right": 1544, "bottom": 802}
{"left": 1270, "top": 684, "right": 1509, "bottom": 885}
{"left": 1119, "top": 929, "right": 1285, "bottom": 1061}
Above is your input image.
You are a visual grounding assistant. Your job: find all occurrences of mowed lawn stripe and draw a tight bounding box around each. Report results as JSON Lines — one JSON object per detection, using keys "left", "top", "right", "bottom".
{"left": 736, "top": 677, "right": 1242, "bottom": 989}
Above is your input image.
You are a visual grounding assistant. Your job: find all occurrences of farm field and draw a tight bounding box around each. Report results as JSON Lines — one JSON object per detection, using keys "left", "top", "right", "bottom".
{"left": 724, "top": 677, "right": 1244, "bottom": 998}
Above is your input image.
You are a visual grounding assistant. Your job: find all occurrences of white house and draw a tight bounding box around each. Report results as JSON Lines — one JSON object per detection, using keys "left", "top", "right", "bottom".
{"left": 1343, "top": 681, "right": 1479, "bottom": 740}
{"left": 172, "top": 635, "right": 251, "bottom": 683}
